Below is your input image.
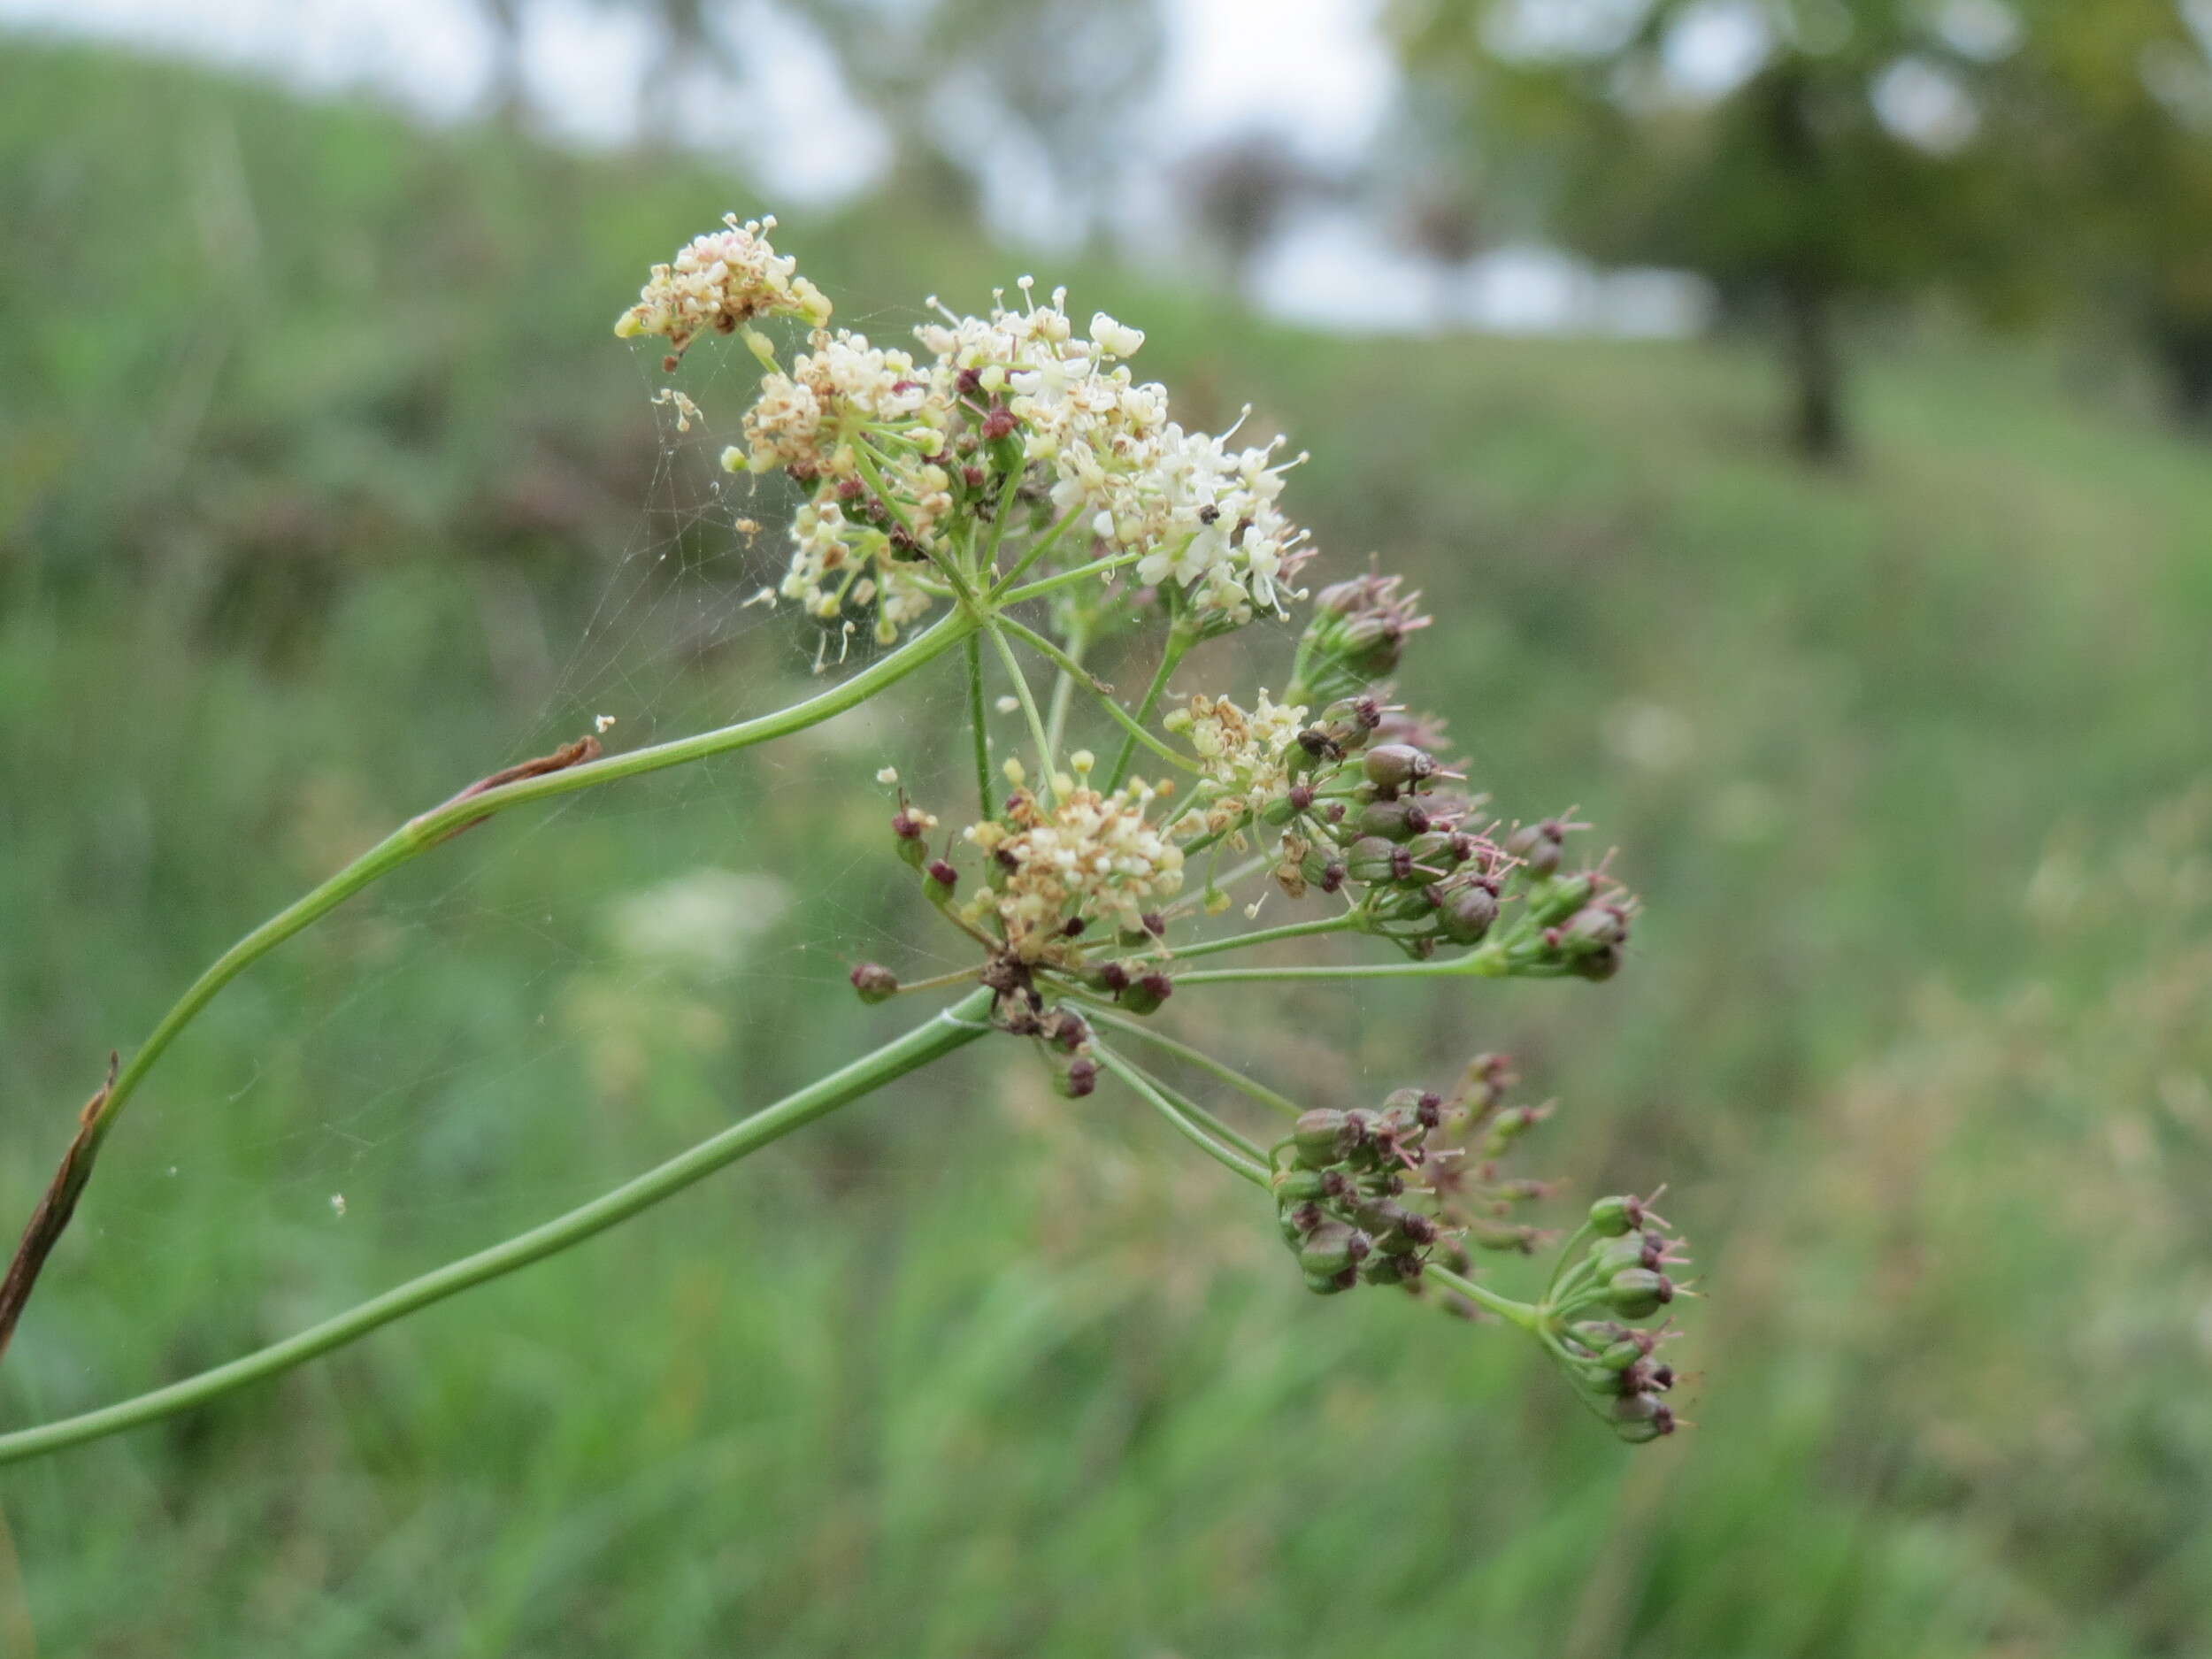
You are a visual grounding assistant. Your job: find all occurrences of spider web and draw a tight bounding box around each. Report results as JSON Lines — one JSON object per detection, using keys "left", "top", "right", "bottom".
{"left": 64, "top": 300, "right": 1322, "bottom": 1385}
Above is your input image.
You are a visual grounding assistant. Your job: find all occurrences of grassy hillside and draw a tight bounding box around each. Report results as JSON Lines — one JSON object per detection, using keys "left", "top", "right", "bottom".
{"left": 4, "top": 39, "right": 2210, "bottom": 1657}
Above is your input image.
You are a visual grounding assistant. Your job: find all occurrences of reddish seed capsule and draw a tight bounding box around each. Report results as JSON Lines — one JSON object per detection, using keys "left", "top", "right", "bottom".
{"left": 849, "top": 963, "right": 899, "bottom": 1003}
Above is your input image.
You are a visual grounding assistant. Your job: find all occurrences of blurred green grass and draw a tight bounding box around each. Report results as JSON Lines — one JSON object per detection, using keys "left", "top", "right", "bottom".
{"left": 4, "top": 38, "right": 2211, "bottom": 1658}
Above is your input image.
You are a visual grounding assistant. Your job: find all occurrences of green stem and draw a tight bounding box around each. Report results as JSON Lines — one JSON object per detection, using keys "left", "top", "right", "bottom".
{"left": 1425, "top": 1263, "right": 1544, "bottom": 1333}
{"left": 989, "top": 503, "right": 1087, "bottom": 598}
{"left": 4, "top": 611, "right": 979, "bottom": 1354}
{"left": 0, "top": 991, "right": 995, "bottom": 1466}
{"left": 888, "top": 966, "right": 982, "bottom": 996}
{"left": 1100, "top": 1049, "right": 1270, "bottom": 1164}
{"left": 985, "top": 622, "right": 1059, "bottom": 800}
{"left": 849, "top": 442, "right": 920, "bottom": 543}
{"left": 979, "top": 464, "right": 1029, "bottom": 577}
{"left": 1162, "top": 914, "right": 1359, "bottom": 963}
{"left": 964, "top": 632, "right": 994, "bottom": 817}
{"left": 998, "top": 549, "right": 1144, "bottom": 607}
{"left": 1041, "top": 615, "right": 1087, "bottom": 760}
{"left": 993, "top": 618, "right": 1199, "bottom": 777}
{"left": 1168, "top": 945, "right": 1512, "bottom": 987}
{"left": 1093, "top": 1046, "right": 1270, "bottom": 1186}
{"left": 1078, "top": 1006, "right": 1308, "bottom": 1120}
{"left": 1163, "top": 854, "right": 1269, "bottom": 918}
{"left": 1103, "top": 626, "right": 1194, "bottom": 795}
{"left": 1544, "top": 1219, "right": 1601, "bottom": 1303}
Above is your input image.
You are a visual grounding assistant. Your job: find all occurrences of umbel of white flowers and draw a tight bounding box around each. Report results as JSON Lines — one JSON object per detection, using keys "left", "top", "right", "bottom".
{"left": 618, "top": 219, "right": 1311, "bottom": 645}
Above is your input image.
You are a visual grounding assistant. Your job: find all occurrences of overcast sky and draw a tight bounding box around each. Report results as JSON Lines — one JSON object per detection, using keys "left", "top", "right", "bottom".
{"left": 0, "top": 0, "right": 1709, "bottom": 334}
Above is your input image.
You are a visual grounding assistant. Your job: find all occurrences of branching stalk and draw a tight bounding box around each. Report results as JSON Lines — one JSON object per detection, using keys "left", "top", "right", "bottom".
{"left": 0, "top": 609, "right": 981, "bottom": 1363}
{"left": 0, "top": 991, "right": 995, "bottom": 1464}
{"left": 1093, "top": 1046, "right": 1271, "bottom": 1185}
{"left": 1077, "top": 1005, "right": 1308, "bottom": 1120}
{"left": 1102, "top": 626, "right": 1194, "bottom": 794}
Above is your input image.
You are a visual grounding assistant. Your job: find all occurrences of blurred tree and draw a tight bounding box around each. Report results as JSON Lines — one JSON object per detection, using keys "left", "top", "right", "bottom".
{"left": 1387, "top": 0, "right": 2044, "bottom": 462}
{"left": 2005, "top": 0, "right": 2212, "bottom": 426}
{"left": 1177, "top": 130, "right": 1344, "bottom": 299}
{"left": 468, "top": 0, "right": 1160, "bottom": 238}
{"left": 809, "top": 0, "right": 1167, "bottom": 239}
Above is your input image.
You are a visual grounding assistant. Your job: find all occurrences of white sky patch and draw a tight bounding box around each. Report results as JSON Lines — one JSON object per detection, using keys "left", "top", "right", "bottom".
{"left": 1934, "top": 0, "right": 2024, "bottom": 62}
{"left": 1871, "top": 55, "right": 1982, "bottom": 155}
{"left": 517, "top": 0, "right": 654, "bottom": 148}
{"left": 1156, "top": 0, "right": 1395, "bottom": 159}
{"left": 1484, "top": 0, "right": 1647, "bottom": 61}
{"left": 0, "top": 0, "right": 1702, "bottom": 336}
{"left": 1250, "top": 205, "right": 1442, "bottom": 334}
{"left": 1662, "top": 0, "right": 1771, "bottom": 100}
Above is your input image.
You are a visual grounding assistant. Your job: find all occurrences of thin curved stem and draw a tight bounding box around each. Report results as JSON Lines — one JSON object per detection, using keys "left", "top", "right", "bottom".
{"left": 1162, "top": 854, "right": 1269, "bottom": 918}
{"left": 1041, "top": 615, "right": 1087, "bottom": 760}
{"left": 1160, "top": 914, "right": 1361, "bottom": 963}
{"left": 964, "top": 633, "right": 994, "bottom": 816}
{"left": 979, "top": 464, "right": 1028, "bottom": 576}
{"left": 1093, "top": 1045, "right": 1270, "bottom": 1186}
{"left": 993, "top": 617, "right": 1199, "bottom": 777}
{"left": 998, "top": 549, "right": 1144, "bottom": 607}
{"left": 0, "top": 992, "right": 995, "bottom": 1466}
{"left": 1102, "top": 626, "right": 1193, "bottom": 795}
{"left": 985, "top": 622, "right": 1059, "bottom": 800}
{"left": 988, "top": 503, "right": 1087, "bottom": 598}
{"left": 1167, "top": 946, "right": 1512, "bottom": 987}
{"left": 1, "top": 609, "right": 980, "bottom": 1361}
{"left": 1078, "top": 1006, "right": 1308, "bottom": 1120}
{"left": 1425, "top": 1262, "right": 1544, "bottom": 1333}
{"left": 1103, "top": 1050, "right": 1270, "bottom": 1164}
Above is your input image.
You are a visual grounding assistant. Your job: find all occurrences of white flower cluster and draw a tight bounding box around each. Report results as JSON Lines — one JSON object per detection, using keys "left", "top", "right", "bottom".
{"left": 918, "top": 281, "right": 1314, "bottom": 628}
{"left": 691, "top": 246, "right": 1313, "bottom": 641}
{"left": 614, "top": 214, "right": 832, "bottom": 357}
{"left": 737, "top": 330, "right": 949, "bottom": 638}
{"left": 961, "top": 778, "right": 1186, "bottom": 964}
{"left": 1165, "top": 691, "right": 1310, "bottom": 831}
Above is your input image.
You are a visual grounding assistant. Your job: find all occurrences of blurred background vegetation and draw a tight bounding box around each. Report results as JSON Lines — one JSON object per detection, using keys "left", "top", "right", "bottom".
{"left": 4, "top": 1, "right": 2212, "bottom": 1652}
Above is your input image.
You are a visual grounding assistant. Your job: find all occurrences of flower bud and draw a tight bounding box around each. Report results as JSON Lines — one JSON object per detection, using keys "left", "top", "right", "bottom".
{"left": 1559, "top": 904, "right": 1629, "bottom": 953}
{"left": 1318, "top": 695, "right": 1384, "bottom": 743}
{"left": 1087, "top": 960, "right": 1132, "bottom": 995}
{"left": 849, "top": 963, "right": 900, "bottom": 1004}
{"left": 1404, "top": 830, "right": 1462, "bottom": 868}
{"left": 1463, "top": 1217, "right": 1540, "bottom": 1253}
{"left": 1291, "top": 1108, "right": 1354, "bottom": 1168}
{"left": 1588, "top": 1194, "right": 1642, "bottom": 1236}
{"left": 1525, "top": 872, "right": 1597, "bottom": 927}
{"left": 1604, "top": 1268, "right": 1674, "bottom": 1318}
{"left": 891, "top": 809, "right": 931, "bottom": 868}
{"left": 1360, "top": 1251, "right": 1417, "bottom": 1286}
{"left": 1302, "top": 1268, "right": 1357, "bottom": 1296}
{"left": 1598, "top": 1338, "right": 1648, "bottom": 1372}
{"left": 1271, "top": 1168, "right": 1329, "bottom": 1202}
{"left": 1300, "top": 848, "right": 1348, "bottom": 894}
{"left": 1343, "top": 836, "right": 1402, "bottom": 884}
{"left": 1356, "top": 798, "right": 1430, "bottom": 842}
{"left": 1055, "top": 1056, "right": 1099, "bottom": 1098}
{"left": 925, "top": 859, "right": 959, "bottom": 896}
{"left": 1118, "top": 971, "right": 1172, "bottom": 1016}
{"left": 1298, "top": 1221, "right": 1371, "bottom": 1277}
{"left": 1611, "top": 1394, "right": 1676, "bottom": 1441}
{"left": 1570, "top": 945, "right": 1623, "bottom": 982}
{"left": 1506, "top": 820, "right": 1565, "bottom": 876}
{"left": 1363, "top": 743, "right": 1436, "bottom": 792}
{"left": 1436, "top": 882, "right": 1499, "bottom": 945}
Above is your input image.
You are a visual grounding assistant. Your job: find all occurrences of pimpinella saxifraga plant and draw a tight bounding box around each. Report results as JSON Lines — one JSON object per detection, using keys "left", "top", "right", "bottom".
{"left": 0, "top": 213, "right": 1696, "bottom": 1463}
